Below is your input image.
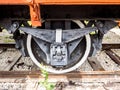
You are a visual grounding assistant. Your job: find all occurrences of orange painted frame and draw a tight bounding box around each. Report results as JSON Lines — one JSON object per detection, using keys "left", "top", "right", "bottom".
{"left": 0, "top": 0, "right": 120, "bottom": 26}
{"left": 0, "top": 0, "right": 29, "bottom": 5}
{"left": 0, "top": 0, "right": 120, "bottom": 5}
{"left": 37, "top": 0, "right": 120, "bottom": 5}
{"left": 0, "top": 0, "right": 41, "bottom": 26}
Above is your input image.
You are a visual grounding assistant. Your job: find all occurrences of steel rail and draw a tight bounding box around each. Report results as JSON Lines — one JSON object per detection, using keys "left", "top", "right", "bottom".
{"left": 105, "top": 49, "right": 120, "bottom": 65}
{"left": 0, "top": 71, "right": 120, "bottom": 77}
{"left": 0, "top": 43, "right": 15, "bottom": 48}
{"left": 0, "top": 71, "right": 120, "bottom": 83}
{"left": 102, "top": 43, "right": 120, "bottom": 50}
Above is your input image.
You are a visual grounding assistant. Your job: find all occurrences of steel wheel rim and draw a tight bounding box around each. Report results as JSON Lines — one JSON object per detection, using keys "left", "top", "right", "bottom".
{"left": 27, "top": 20, "right": 91, "bottom": 74}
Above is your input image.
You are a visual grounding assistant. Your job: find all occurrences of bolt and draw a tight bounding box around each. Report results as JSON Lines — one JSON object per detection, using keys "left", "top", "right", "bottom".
{"left": 13, "top": 23, "right": 18, "bottom": 28}
{"left": 15, "top": 45, "right": 19, "bottom": 49}
{"left": 99, "top": 23, "right": 104, "bottom": 28}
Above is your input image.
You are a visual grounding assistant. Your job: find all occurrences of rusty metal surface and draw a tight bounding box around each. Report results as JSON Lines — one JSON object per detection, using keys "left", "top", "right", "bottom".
{"left": 0, "top": 0, "right": 120, "bottom": 5}
{"left": 0, "top": 71, "right": 120, "bottom": 79}
{"left": 29, "top": 4, "right": 41, "bottom": 26}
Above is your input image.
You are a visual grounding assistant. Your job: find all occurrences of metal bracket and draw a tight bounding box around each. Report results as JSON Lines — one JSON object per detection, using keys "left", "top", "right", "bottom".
{"left": 95, "top": 20, "right": 118, "bottom": 34}
{"left": 19, "top": 26, "right": 97, "bottom": 66}
{"left": 19, "top": 26, "right": 97, "bottom": 43}
{"left": 50, "top": 43, "right": 68, "bottom": 66}
{"left": 33, "top": 37, "right": 51, "bottom": 64}
{"left": 56, "top": 29, "right": 62, "bottom": 43}
{"left": 29, "top": 3, "right": 41, "bottom": 26}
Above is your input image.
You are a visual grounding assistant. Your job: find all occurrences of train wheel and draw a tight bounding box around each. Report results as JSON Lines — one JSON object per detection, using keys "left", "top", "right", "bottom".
{"left": 27, "top": 20, "right": 91, "bottom": 74}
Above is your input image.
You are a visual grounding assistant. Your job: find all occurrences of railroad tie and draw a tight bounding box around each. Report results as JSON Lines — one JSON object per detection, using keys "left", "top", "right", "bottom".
{"left": 88, "top": 57, "right": 105, "bottom": 71}
{"left": 105, "top": 49, "right": 120, "bottom": 65}
{"left": 4, "top": 52, "right": 22, "bottom": 71}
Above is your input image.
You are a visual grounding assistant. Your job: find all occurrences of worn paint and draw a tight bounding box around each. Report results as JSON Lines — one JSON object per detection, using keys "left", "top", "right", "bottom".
{"left": 0, "top": 0, "right": 120, "bottom": 5}
{"left": 0, "top": 0, "right": 120, "bottom": 26}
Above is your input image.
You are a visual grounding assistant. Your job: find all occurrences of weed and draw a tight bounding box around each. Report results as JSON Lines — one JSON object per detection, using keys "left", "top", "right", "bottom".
{"left": 39, "top": 68, "right": 55, "bottom": 90}
{"left": 3, "top": 35, "right": 14, "bottom": 43}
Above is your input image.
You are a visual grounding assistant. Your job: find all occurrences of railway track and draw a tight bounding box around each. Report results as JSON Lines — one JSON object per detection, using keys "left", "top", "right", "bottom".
{"left": 0, "top": 70, "right": 120, "bottom": 81}
{"left": 0, "top": 43, "right": 120, "bottom": 89}
{"left": 0, "top": 71, "right": 120, "bottom": 90}
{"left": 0, "top": 43, "right": 120, "bottom": 71}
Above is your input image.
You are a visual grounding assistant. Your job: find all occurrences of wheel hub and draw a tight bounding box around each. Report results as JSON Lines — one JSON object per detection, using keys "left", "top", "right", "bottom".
{"left": 50, "top": 43, "right": 68, "bottom": 66}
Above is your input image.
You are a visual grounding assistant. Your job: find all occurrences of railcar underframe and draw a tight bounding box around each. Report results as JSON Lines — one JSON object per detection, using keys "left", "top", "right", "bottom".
{"left": 0, "top": 0, "right": 120, "bottom": 73}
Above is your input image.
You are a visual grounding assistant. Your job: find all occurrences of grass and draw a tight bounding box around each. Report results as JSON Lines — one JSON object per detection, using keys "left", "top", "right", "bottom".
{"left": 39, "top": 67, "right": 55, "bottom": 90}
{"left": 3, "top": 35, "right": 15, "bottom": 43}
{"left": 0, "top": 29, "right": 15, "bottom": 43}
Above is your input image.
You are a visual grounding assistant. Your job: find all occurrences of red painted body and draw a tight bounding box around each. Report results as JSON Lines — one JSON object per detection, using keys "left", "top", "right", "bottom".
{"left": 0, "top": 0, "right": 120, "bottom": 26}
